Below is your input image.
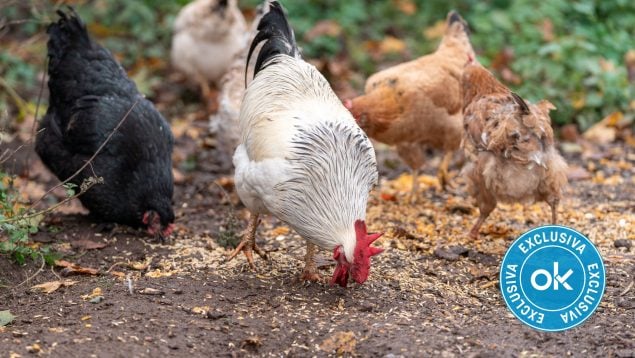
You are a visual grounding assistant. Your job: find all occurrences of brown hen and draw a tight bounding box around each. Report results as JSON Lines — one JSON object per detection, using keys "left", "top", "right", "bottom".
{"left": 346, "top": 11, "right": 475, "bottom": 201}
{"left": 461, "top": 60, "right": 568, "bottom": 239}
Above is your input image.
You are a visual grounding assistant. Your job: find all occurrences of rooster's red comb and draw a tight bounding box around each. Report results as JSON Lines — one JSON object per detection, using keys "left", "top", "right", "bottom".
{"left": 354, "top": 220, "right": 384, "bottom": 256}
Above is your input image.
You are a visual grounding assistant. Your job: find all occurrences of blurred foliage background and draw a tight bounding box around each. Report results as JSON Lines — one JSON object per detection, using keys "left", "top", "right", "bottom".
{"left": 1, "top": 0, "right": 634, "bottom": 130}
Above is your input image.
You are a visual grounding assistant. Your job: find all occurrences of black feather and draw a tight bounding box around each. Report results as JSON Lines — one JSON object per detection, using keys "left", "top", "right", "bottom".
{"left": 245, "top": 1, "right": 299, "bottom": 85}
{"left": 46, "top": 7, "right": 91, "bottom": 69}
{"left": 511, "top": 92, "right": 530, "bottom": 115}
{"left": 37, "top": 8, "right": 175, "bottom": 233}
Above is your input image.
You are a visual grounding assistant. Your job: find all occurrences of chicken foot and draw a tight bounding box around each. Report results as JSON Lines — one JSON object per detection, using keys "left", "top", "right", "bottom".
{"left": 300, "top": 242, "right": 325, "bottom": 282}
{"left": 227, "top": 213, "right": 267, "bottom": 270}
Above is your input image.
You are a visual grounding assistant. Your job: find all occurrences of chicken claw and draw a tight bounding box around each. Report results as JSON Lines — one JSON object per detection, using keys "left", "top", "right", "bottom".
{"left": 227, "top": 214, "right": 267, "bottom": 270}
{"left": 300, "top": 242, "right": 326, "bottom": 283}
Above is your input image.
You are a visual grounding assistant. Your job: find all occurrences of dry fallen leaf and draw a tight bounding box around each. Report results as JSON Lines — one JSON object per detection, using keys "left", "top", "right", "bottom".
{"left": 320, "top": 331, "right": 357, "bottom": 355}
{"left": 129, "top": 257, "right": 152, "bottom": 271}
{"left": 138, "top": 288, "right": 164, "bottom": 295}
{"left": 26, "top": 343, "right": 41, "bottom": 353}
{"left": 145, "top": 269, "right": 176, "bottom": 278}
{"left": 191, "top": 306, "right": 210, "bottom": 315}
{"left": 30, "top": 280, "right": 78, "bottom": 294}
{"left": 270, "top": 226, "right": 290, "bottom": 236}
{"left": 55, "top": 260, "right": 99, "bottom": 276}
{"left": 71, "top": 239, "right": 107, "bottom": 251}
{"left": 81, "top": 287, "right": 103, "bottom": 300}
{"left": 110, "top": 271, "right": 126, "bottom": 278}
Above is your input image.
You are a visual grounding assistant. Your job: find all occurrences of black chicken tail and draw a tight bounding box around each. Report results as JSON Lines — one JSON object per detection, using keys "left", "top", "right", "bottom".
{"left": 47, "top": 8, "right": 91, "bottom": 69}
{"left": 245, "top": 1, "right": 299, "bottom": 84}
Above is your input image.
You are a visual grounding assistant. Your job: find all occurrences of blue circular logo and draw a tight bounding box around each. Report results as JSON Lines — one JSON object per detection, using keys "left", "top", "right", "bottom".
{"left": 500, "top": 225, "right": 605, "bottom": 332}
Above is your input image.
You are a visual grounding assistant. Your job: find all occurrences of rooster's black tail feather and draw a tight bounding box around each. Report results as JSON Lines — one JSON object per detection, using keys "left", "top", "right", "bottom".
{"left": 245, "top": 1, "right": 299, "bottom": 84}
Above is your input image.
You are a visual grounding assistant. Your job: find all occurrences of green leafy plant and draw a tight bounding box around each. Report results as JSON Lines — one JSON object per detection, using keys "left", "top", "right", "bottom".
{"left": 0, "top": 170, "right": 51, "bottom": 265}
{"left": 2, "top": 0, "right": 633, "bottom": 130}
{"left": 0, "top": 168, "right": 104, "bottom": 265}
{"left": 240, "top": 0, "right": 634, "bottom": 129}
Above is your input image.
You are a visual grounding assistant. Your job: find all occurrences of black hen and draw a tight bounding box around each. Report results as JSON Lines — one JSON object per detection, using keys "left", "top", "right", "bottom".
{"left": 36, "top": 9, "right": 175, "bottom": 238}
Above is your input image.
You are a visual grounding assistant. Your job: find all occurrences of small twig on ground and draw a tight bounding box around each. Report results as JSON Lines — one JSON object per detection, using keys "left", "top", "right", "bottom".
{"left": 50, "top": 264, "right": 61, "bottom": 281}
{"left": 28, "top": 98, "right": 139, "bottom": 209}
{"left": 106, "top": 261, "right": 126, "bottom": 273}
{"left": 12, "top": 254, "right": 45, "bottom": 290}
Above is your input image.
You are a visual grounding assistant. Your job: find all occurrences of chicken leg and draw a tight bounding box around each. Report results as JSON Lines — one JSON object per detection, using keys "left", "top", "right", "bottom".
{"left": 469, "top": 195, "right": 497, "bottom": 240}
{"left": 437, "top": 151, "right": 453, "bottom": 190}
{"left": 300, "top": 242, "right": 325, "bottom": 282}
{"left": 198, "top": 78, "right": 219, "bottom": 113}
{"left": 549, "top": 199, "right": 559, "bottom": 224}
{"left": 396, "top": 142, "right": 425, "bottom": 204}
{"left": 227, "top": 213, "right": 267, "bottom": 270}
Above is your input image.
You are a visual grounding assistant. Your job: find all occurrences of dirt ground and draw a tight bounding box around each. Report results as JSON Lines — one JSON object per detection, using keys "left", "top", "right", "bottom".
{"left": 1, "top": 113, "right": 634, "bottom": 357}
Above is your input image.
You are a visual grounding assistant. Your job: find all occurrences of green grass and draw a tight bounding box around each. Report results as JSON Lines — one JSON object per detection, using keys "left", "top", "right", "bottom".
{"left": 1, "top": 0, "right": 634, "bottom": 127}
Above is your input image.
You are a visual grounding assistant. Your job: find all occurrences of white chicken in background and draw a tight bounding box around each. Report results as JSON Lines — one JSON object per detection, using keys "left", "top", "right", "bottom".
{"left": 209, "top": 1, "right": 269, "bottom": 159}
{"left": 171, "top": 0, "right": 247, "bottom": 102}
{"left": 228, "top": 1, "right": 384, "bottom": 287}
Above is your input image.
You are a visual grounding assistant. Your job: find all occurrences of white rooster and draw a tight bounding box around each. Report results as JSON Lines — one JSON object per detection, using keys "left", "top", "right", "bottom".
{"left": 228, "top": 1, "right": 383, "bottom": 287}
